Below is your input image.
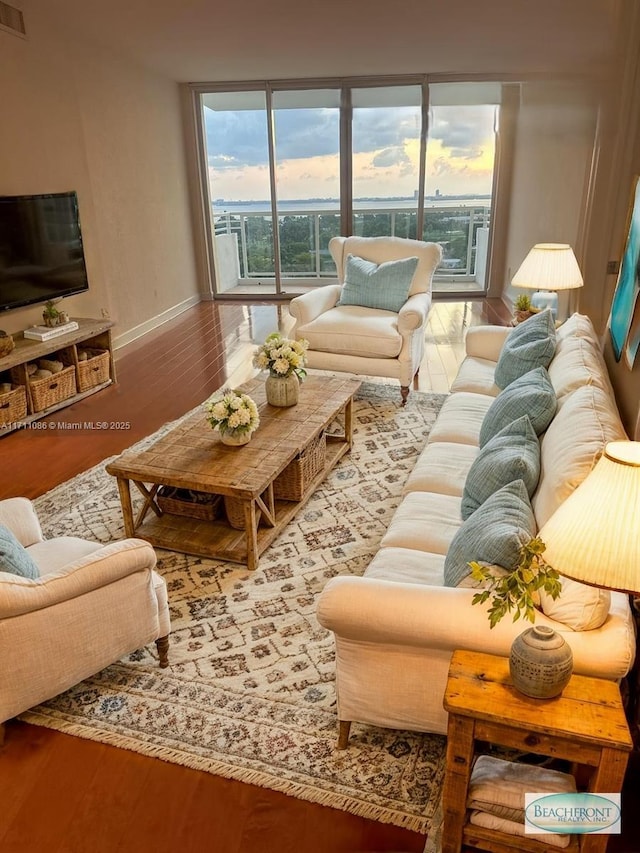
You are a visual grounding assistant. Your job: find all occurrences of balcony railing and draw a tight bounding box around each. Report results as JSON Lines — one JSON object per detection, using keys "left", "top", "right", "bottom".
{"left": 213, "top": 204, "right": 491, "bottom": 292}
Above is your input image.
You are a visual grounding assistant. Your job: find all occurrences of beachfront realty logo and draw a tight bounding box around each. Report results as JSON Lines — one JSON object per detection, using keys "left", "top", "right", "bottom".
{"left": 525, "top": 793, "right": 621, "bottom": 835}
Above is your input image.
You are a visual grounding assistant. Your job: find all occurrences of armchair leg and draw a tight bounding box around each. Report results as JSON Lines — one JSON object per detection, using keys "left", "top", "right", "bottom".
{"left": 400, "top": 385, "right": 410, "bottom": 406}
{"left": 155, "top": 635, "right": 170, "bottom": 668}
{"left": 337, "top": 720, "right": 352, "bottom": 749}
{"left": 0, "top": 722, "right": 5, "bottom": 747}
{"left": 413, "top": 370, "right": 420, "bottom": 390}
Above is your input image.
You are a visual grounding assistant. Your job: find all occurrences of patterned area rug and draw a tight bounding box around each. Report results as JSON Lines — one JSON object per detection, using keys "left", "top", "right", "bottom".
{"left": 22, "top": 382, "right": 448, "bottom": 840}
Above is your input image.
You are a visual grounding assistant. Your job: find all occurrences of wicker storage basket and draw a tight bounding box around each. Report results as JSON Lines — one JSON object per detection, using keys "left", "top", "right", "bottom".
{"left": 61, "top": 347, "right": 111, "bottom": 392}
{"left": 224, "top": 496, "right": 263, "bottom": 530}
{"left": 0, "top": 385, "right": 27, "bottom": 425}
{"left": 157, "top": 486, "right": 221, "bottom": 521}
{"left": 273, "top": 431, "right": 326, "bottom": 501}
{"left": 28, "top": 365, "right": 77, "bottom": 412}
{"left": 76, "top": 348, "right": 111, "bottom": 391}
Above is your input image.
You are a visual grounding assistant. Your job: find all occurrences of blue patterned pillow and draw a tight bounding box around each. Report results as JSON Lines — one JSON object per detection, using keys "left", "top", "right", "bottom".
{"left": 338, "top": 254, "right": 419, "bottom": 312}
{"left": 0, "top": 523, "right": 39, "bottom": 579}
{"left": 444, "top": 480, "right": 536, "bottom": 587}
{"left": 479, "top": 366, "right": 556, "bottom": 448}
{"left": 495, "top": 309, "right": 557, "bottom": 389}
{"left": 461, "top": 415, "right": 541, "bottom": 520}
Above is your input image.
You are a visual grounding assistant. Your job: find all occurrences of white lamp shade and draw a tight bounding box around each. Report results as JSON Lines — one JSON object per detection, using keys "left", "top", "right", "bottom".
{"left": 512, "top": 243, "right": 584, "bottom": 292}
{"left": 538, "top": 441, "right": 640, "bottom": 594}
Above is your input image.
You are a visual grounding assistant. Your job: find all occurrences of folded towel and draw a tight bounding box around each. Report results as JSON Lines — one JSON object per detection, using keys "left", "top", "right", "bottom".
{"left": 468, "top": 754, "right": 576, "bottom": 822}
{"left": 469, "top": 809, "right": 571, "bottom": 849}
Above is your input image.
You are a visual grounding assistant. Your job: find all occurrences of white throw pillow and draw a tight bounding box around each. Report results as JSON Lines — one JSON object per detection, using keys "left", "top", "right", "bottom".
{"left": 538, "top": 574, "right": 611, "bottom": 631}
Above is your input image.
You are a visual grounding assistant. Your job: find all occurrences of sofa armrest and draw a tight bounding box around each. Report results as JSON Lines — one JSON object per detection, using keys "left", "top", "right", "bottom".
{"left": 318, "top": 576, "right": 527, "bottom": 654}
{"left": 464, "top": 325, "right": 511, "bottom": 361}
{"left": 289, "top": 284, "right": 342, "bottom": 328}
{"left": 397, "top": 291, "right": 432, "bottom": 333}
{"left": 0, "top": 538, "right": 158, "bottom": 619}
{"left": 316, "top": 576, "right": 635, "bottom": 679}
{"left": 0, "top": 498, "right": 44, "bottom": 547}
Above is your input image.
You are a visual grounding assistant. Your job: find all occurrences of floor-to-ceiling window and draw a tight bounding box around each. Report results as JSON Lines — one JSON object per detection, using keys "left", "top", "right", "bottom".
{"left": 426, "top": 83, "right": 499, "bottom": 293}
{"left": 351, "top": 85, "right": 423, "bottom": 240}
{"left": 193, "top": 77, "right": 503, "bottom": 298}
{"left": 272, "top": 89, "right": 341, "bottom": 289}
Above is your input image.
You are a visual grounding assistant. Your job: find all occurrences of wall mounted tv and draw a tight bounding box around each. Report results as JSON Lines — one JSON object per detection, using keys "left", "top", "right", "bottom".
{"left": 0, "top": 191, "right": 89, "bottom": 314}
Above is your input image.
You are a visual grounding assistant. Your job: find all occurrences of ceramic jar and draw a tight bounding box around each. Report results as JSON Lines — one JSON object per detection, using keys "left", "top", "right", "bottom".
{"left": 265, "top": 373, "right": 299, "bottom": 407}
{"left": 220, "top": 430, "right": 252, "bottom": 446}
{"left": 509, "top": 625, "right": 573, "bottom": 699}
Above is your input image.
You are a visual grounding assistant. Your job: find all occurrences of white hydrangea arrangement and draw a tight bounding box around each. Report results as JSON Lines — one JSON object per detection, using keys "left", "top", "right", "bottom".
{"left": 204, "top": 389, "right": 260, "bottom": 438}
{"left": 253, "top": 332, "right": 309, "bottom": 380}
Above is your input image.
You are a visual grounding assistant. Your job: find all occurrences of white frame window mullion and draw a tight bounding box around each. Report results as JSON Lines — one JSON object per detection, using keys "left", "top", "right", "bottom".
{"left": 265, "top": 84, "right": 283, "bottom": 294}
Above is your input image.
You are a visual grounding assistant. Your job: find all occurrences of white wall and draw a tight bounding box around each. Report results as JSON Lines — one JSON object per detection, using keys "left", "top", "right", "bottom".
{"left": 0, "top": 10, "right": 199, "bottom": 341}
{"left": 503, "top": 81, "right": 598, "bottom": 308}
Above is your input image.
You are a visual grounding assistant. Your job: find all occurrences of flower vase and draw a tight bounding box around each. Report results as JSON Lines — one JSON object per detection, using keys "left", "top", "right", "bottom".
{"left": 266, "top": 373, "right": 299, "bottom": 407}
{"left": 220, "top": 430, "right": 252, "bottom": 446}
{"left": 509, "top": 625, "right": 573, "bottom": 699}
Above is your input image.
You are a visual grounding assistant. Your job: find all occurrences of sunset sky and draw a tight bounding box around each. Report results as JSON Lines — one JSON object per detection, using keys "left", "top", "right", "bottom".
{"left": 204, "top": 105, "right": 496, "bottom": 202}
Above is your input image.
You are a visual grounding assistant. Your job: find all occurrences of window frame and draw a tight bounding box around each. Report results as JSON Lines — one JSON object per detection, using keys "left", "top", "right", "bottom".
{"left": 189, "top": 74, "right": 513, "bottom": 301}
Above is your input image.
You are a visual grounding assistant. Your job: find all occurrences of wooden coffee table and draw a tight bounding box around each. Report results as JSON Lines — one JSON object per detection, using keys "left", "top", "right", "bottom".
{"left": 106, "top": 375, "right": 361, "bottom": 569}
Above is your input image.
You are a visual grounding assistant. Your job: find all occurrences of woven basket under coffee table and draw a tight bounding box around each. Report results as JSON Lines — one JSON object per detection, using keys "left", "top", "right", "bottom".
{"left": 273, "top": 431, "right": 326, "bottom": 501}
{"left": 157, "top": 487, "right": 221, "bottom": 521}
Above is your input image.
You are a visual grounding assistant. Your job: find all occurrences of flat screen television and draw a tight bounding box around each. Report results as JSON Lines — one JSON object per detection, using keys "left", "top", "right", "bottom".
{"left": 0, "top": 191, "right": 89, "bottom": 314}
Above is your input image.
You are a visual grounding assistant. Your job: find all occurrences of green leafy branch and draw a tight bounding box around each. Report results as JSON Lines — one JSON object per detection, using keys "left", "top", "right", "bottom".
{"left": 469, "top": 537, "right": 561, "bottom": 629}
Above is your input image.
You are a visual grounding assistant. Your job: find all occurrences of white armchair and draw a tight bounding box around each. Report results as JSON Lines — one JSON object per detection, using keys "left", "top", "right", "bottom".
{"left": 0, "top": 497, "right": 170, "bottom": 740}
{"left": 289, "top": 236, "right": 443, "bottom": 404}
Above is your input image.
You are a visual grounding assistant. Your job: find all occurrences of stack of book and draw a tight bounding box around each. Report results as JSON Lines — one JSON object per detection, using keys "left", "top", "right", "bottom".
{"left": 23, "top": 321, "right": 79, "bottom": 342}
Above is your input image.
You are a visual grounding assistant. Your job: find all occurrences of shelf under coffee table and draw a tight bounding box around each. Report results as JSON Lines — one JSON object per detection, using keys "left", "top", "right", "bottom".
{"left": 106, "top": 375, "right": 361, "bottom": 570}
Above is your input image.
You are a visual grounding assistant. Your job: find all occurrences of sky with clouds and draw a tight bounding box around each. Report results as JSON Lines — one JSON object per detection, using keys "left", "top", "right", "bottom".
{"left": 204, "top": 104, "right": 496, "bottom": 202}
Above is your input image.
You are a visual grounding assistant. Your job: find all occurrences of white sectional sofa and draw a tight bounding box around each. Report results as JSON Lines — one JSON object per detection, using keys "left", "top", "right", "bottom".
{"left": 316, "top": 313, "right": 636, "bottom": 744}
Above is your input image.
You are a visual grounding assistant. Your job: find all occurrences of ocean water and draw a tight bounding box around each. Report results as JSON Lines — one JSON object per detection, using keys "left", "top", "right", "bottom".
{"left": 212, "top": 197, "right": 490, "bottom": 214}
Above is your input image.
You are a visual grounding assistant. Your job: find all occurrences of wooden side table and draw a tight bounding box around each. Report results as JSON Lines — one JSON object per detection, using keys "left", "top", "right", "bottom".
{"left": 442, "top": 650, "right": 633, "bottom": 853}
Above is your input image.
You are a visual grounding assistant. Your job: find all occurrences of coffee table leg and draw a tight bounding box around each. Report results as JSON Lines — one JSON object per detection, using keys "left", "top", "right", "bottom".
{"left": 344, "top": 397, "right": 355, "bottom": 448}
{"left": 115, "top": 477, "right": 135, "bottom": 537}
{"left": 244, "top": 499, "right": 260, "bottom": 570}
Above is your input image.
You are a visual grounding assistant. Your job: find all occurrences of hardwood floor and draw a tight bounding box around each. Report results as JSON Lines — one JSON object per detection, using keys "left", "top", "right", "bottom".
{"left": 1, "top": 297, "right": 637, "bottom": 853}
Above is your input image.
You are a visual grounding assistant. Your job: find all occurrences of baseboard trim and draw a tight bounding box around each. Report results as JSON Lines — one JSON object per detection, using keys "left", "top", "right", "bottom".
{"left": 112, "top": 295, "right": 202, "bottom": 350}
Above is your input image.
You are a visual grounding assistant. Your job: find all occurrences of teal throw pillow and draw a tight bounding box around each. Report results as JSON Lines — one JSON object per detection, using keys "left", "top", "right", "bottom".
{"left": 495, "top": 309, "right": 557, "bottom": 389}
{"left": 0, "top": 523, "right": 39, "bottom": 579}
{"left": 461, "top": 415, "right": 541, "bottom": 520}
{"left": 479, "top": 366, "right": 556, "bottom": 448}
{"left": 444, "top": 480, "right": 536, "bottom": 587}
{"left": 338, "top": 254, "right": 419, "bottom": 313}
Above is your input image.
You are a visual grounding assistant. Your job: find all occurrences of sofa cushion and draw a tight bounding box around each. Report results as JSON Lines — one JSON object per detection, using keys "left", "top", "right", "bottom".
{"left": 479, "top": 367, "right": 556, "bottom": 448}
{"left": 538, "top": 575, "right": 611, "bottom": 631}
{"left": 427, "top": 392, "right": 494, "bottom": 446}
{"left": 381, "top": 491, "right": 462, "bottom": 555}
{"left": 338, "top": 254, "right": 418, "bottom": 313}
{"left": 532, "top": 385, "right": 627, "bottom": 527}
{"left": 404, "top": 441, "right": 479, "bottom": 497}
{"left": 366, "top": 546, "right": 446, "bottom": 586}
{"left": 494, "top": 309, "right": 556, "bottom": 389}
{"left": 296, "top": 304, "right": 403, "bottom": 358}
{"left": 450, "top": 356, "right": 501, "bottom": 397}
{"left": 548, "top": 333, "right": 615, "bottom": 400}
{"left": 444, "top": 480, "right": 537, "bottom": 587}
{"left": 461, "top": 416, "right": 541, "bottom": 520}
{"left": 0, "top": 523, "right": 40, "bottom": 579}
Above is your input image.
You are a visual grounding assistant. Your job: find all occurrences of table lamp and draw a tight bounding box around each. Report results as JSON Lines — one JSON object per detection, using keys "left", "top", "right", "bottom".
{"left": 512, "top": 243, "right": 584, "bottom": 322}
{"left": 538, "top": 441, "right": 640, "bottom": 729}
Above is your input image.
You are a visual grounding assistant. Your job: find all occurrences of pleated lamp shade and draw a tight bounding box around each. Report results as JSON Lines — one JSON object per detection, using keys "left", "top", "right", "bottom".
{"left": 512, "top": 243, "right": 584, "bottom": 292}
{"left": 538, "top": 441, "right": 640, "bottom": 594}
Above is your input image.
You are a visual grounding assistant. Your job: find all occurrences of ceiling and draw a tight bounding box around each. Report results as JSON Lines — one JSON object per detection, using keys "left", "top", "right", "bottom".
{"left": 24, "top": 0, "right": 619, "bottom": 84}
